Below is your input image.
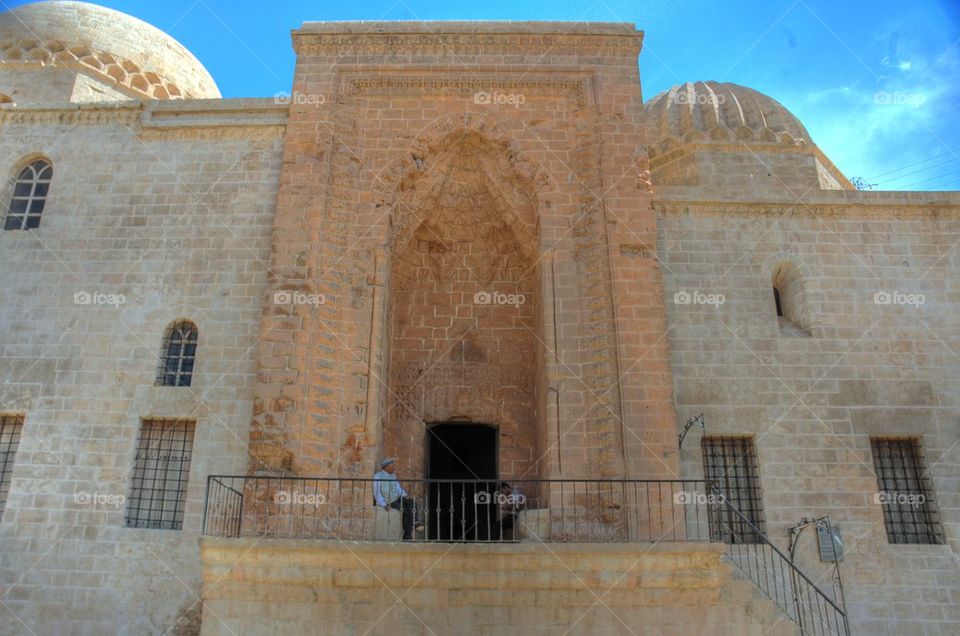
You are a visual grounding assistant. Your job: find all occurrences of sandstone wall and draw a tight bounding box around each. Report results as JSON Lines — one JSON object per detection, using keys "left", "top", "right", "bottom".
{"left": 250, "top": 22, "right": 679, "bottom": 484}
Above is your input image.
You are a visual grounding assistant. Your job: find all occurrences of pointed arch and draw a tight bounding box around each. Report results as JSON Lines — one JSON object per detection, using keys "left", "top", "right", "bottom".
{"left": 380, "top": 123, "right": 547, "bottom": 480}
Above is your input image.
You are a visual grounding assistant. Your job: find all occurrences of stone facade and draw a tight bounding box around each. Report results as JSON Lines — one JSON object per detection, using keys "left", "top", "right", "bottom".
{"left": 663, "top": 192, "right": 960, "bottom": 634}
{"left": 0, "top": 99, "right": 285, "bottom": 634}
{"left": 0, "top": 5, "right": 957, "bottom": 636}
{"left": 247, "top": 22, "right": 677, "bottom": 484}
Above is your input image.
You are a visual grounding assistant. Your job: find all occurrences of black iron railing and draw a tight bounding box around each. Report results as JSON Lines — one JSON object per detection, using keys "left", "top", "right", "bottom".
{"left": 710, "top": 484, "right": 850, "bottom": 636}
{"left": 201, "top": 476, "right": 849, "bottom": 635}
{"left": 202, "top": 476, "right": 722, "bottom": 542}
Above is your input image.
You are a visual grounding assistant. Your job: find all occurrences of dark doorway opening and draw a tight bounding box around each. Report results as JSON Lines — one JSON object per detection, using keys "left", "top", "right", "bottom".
{"left": 427, "top": 423, "right": 498, "bottom": 541}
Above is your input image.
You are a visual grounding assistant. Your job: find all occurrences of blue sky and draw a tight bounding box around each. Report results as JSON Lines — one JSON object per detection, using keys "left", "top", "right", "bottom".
{"left": 10, "top": 0, "right": 960, "bottom": 190}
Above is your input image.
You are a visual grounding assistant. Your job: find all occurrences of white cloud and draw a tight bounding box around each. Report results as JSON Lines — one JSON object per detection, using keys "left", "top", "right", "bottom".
{"left": 784, "top": 42, "right": 959, "bottom": 189}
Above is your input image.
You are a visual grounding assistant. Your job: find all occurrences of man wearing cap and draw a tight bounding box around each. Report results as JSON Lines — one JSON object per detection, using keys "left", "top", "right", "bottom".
{"left": 373, "top": 457, "right": 420, "bottom": 540}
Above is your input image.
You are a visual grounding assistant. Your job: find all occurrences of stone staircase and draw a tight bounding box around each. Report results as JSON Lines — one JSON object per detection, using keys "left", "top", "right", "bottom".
{"left": 200, "top": 538, "right": 799, "bottom": 635}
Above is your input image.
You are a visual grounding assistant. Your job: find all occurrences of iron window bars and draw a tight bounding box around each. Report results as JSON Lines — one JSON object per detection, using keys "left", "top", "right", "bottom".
{"left": 870, "top": 438, "right": 943, "bottom": 545}
{"left": 125, "top": 418, "right": 196, "bottom": 530}
{"left": 5, "top": 160, "right": 52, "bottom": 230}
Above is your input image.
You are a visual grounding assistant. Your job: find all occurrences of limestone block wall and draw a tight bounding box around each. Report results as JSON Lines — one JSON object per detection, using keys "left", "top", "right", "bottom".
{"left": 658, "top": 189, "right": 960, "bottom": 635}
{"left": 0, "top": 99, "right": 285, "bottom": 635}
{"left": 199, "top": 538, "right": 796, "bottom": 636}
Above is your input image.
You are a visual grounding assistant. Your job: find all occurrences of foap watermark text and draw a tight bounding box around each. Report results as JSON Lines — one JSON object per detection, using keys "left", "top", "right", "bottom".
{"left": 274, "top": 91, "right": 326, "bottom": 106}
{"left": 874, "top": 491, "right": 926, "bottom": 507}
{"left": 673, "top": 290, "right": 725, "bottom": 307}
{"left": 673, "top": 491, "right": 726, "bottom": 505}
{"left": 74, "top": 291, "right": 126, "bottom": 307}
{"left": 274, "top": 291, "right": 325, "bottom": 306}
{"left": 474, "top": 291, "right": 526, "bottom": 307}
{"left": 274, "top": 490, "right": 327, "bottom": 506}
{"left": 874, "top": 291, "right": 924, "bottom": 307}
{"left": 474, "top": 90, "right": 525, "bottom": 108}
{"left": 74, "top": 492, "right": 126, "bottom": 507}
{"left": 474, "top": 490, "right": 526, "bottom": 506}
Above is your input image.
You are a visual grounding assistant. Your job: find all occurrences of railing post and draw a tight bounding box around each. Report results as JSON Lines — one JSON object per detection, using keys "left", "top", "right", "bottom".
{"left": 202, "top": 475, "right": 212, "bottom": 536}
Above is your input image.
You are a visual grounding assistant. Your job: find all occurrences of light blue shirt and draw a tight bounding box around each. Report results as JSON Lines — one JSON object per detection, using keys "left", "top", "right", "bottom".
{"left": 373, "top": 469, "right": 407, "bottom": 507}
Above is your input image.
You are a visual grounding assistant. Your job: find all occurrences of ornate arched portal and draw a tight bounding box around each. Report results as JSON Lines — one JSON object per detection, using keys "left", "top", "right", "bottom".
{"left": 381, "top": 130, "right": 545, "bottom": 481}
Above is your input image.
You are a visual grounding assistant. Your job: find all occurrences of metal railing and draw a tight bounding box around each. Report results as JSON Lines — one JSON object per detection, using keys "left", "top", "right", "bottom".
{"left": 201, "top": 475, "right": 849, "bottom": 635}
{"left": 202, "top": 476, "right": 722, "bottom": 542}
{"left": 711, "top": 484, "right": 850, "bottom": 636}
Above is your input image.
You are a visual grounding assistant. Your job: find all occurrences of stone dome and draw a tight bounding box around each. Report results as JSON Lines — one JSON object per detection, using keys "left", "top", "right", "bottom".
{"left": 644, "top": 81, "right": 811, "bottom": 146}
{"left": 0, "top": 1, "right": 219, "bottom": 100}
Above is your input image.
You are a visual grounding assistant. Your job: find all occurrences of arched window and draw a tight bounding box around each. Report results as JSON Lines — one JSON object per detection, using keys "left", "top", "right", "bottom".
{"left": 157, "top": 320, "right": 198, "bottom": 387}
{"left": 5, "top": 158, "right": 52, "bottom": 231}
{"left": 772, "top": 262, "right": 810, "bottom": 336}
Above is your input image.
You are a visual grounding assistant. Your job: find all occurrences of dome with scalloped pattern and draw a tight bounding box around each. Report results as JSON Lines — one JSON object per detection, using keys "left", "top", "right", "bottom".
{"left": 0, "top": 1, "right": 219, "bottom": 100}
{"left": 644, "top": 81, "right": 811, "bottom": 146}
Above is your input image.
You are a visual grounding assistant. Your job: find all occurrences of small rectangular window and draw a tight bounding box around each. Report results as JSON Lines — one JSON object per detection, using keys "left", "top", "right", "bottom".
{"left": 870, "top": 438, "right": 943, "bottom": 545}
{"left": 126, "top": 418, "right": 196, "bottom": 530}
{"left": 702, "top": 436, "right": 766, "bottom": 543}
{"left": 0, "top": 415, "right": 24, "bottom": 518}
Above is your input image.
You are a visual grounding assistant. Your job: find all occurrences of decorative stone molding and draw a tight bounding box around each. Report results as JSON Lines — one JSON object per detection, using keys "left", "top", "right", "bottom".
{"left": 0, "top": 103, "right": 142, "bottom": 125}
{"left": 652, "top": 199, "right": 960, "bottom": 218}
{"left": 293, "top": 24, "right": 643, "bottom": 57}
{"left": 342, "top": 74, "right": 590, "bottom": 108}
{"left": 370, "top": 109, "right": 560, "bottom": 218}
{"left": 0, "top": 100, "right": 288, "bottom": 139}
{"left": 0, "top": 39, "right": 189, "bottom": 99}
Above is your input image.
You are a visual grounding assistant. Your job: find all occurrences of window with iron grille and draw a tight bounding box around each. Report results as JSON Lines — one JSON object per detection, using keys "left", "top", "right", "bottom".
{"left": 156, "top": 320, "right": 198, "bottom": 387}
{"left": 5, "top": 159, "right": 52, "bottom": 231}
{"left": 702, "top": 436, "right": 766, "bottom": 543}
{"left": 870, "top": 438, "right": 943, "bottom": 545}
{"left": 0, "top": 415, "right": 24, "bottom": 518}
{"left": 125, "top": 419, "right": 195, "bottom": 530}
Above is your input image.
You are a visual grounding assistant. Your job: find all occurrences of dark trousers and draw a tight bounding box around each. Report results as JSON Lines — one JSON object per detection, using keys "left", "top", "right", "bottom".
{"left": 389, "top": 497, "right": 416, "bottom": 539}
{"left": 500, "top": 512, "right": 518, "bottom": 539}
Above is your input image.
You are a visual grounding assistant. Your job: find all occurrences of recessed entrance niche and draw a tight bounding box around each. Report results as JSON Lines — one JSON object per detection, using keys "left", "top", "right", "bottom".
{"left": 383, "top": 131, "right": 545, "bottom": 483}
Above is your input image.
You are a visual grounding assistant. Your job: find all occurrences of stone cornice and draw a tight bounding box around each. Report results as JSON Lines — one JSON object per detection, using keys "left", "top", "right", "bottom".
{"left": 652, "top": 196, "right": 960, "bottom": 218}
{"left": 0, "top": 99, "right": 288, "bottom": 138}
{"left": 0, "top": 101, "right": 143, "bottom": 125}
{"left": 293, "top": 22, "right": 643, "bottom": 57}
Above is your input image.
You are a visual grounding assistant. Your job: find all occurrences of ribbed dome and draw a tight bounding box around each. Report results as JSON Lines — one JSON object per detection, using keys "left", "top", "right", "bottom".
{"left": 644, "top": 81, "right": 811, "bottom": 145}
{"left": 0, "top": 1, "right": 219, "bottom": 99}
